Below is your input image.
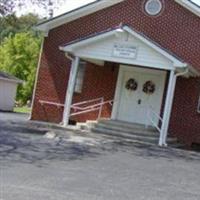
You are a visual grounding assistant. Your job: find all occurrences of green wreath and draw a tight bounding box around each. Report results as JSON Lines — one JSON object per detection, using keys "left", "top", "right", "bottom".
{"left": 143, "top": 80, "right": 156, "bottom": 94}
{"left": 125, "top": 78, "right": 138, "bottom": 91}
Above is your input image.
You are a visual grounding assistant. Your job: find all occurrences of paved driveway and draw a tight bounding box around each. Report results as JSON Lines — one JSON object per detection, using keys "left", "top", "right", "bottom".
{"left": 0, "top": 112, "right": 200, "bottom": 200}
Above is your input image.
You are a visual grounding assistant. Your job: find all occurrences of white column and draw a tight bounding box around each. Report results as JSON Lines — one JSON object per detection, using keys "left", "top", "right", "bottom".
{"left": 62, "top": 56, "right": 80, "bottom": 127}
{"left": 159, "top": 70, "right": 176, "bottom": 146}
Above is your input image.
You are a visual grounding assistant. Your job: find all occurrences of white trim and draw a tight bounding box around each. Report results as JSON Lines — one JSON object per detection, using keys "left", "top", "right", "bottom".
{"left": 59, "top": 30, "right": 117, "bottom": 52}
{"left": 145, "top": 0, "right": 163, "bottom": 16}
{"left": 111, "top": 65, "right": 167, "bottom": 122}
{"left": 111, "top": 66, "right": 124, "bottom": 120}
{"left": 36, "top": 0, "right": 200, "bottom": 32}
{"left": 123, "top": 26, "right": 187, "bottom": 68}
{"left": 36, "top": 0, "right": 124, "bottom": 31}
{"left": 61, "top": 26, "right": 187, "bottom": 69}
{"left": 30, "top": 38, "right": 45, "bottom": 119}
{"left": 0, "top": 77, "right": 22, "bottom": 84}
{"left": 175, "top": 0, "right": 200, "bottom": 18}
{"left": 75, "top": 53, "right": 174, "bottom": 70}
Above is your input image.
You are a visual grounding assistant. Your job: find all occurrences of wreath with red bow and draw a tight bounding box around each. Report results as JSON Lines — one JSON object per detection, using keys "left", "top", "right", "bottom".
{"left": 143, "top": 80, "right": 156, "bottom": 94}
{"left": 125, "top": 78, "right": 138, "bottom": 91}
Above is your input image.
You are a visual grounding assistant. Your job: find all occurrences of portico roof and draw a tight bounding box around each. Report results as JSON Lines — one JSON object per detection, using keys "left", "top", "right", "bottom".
{"left": 60, "top": 26, "right": 187, "bottom": 67}
{"left": 60, "top": 25, "right": 199, "bottom": 76}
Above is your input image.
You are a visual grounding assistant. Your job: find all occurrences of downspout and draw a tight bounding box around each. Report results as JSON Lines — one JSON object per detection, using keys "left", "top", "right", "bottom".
{"left": 162, "top": 67, "right": 189, "bottom": 146}
{"left": 175, "top": 68, "right": 189, "bottom": 78}
{"left": 65, "top": 52, "right": 74, "bottom": 61}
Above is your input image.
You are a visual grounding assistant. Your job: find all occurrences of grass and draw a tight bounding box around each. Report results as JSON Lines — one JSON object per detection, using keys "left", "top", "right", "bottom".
{"left": 14, "top": 106, "right": 31, "bottom": 114}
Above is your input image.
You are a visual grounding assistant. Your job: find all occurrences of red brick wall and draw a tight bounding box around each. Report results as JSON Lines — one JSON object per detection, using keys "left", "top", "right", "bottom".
{"left": 31, "top": 0, "right": 200, "bottom": 145}
{"left": 71, "top": 62, "right": 119, "bottom": 122}
{"left": 31, "top": 60, "right": 119, "bottom": 123}
{"left": 169, "top": 77, "right": 200, "bottom": 146}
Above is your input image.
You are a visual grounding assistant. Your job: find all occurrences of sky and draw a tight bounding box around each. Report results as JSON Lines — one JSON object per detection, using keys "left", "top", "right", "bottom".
{"left": 54, "top": 0, "right": 96, "bottom": 16}
{"left": 17, "top": 0, "right": 200, "bottom": 18}
{"left": 16, "top": 0, "right": 96, "bottom": 17}
{"left": 193, "top": 0, "right": 200, "bottom": 6}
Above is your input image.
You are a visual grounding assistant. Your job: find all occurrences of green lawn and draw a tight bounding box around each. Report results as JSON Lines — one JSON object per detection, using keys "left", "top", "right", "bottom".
{"left": 14, "top": 106, "right": 31, "bottom": 114}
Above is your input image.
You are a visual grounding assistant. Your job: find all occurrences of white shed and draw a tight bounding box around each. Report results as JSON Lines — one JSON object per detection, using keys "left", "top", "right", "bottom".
{"left": 0, "top": 71, "right": 22, "bottom": 111}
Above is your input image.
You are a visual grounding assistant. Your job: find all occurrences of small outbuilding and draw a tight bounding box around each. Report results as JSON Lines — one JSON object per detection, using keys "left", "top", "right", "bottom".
{"left": 0, "top": 71, "right": 22, "bottom": 111}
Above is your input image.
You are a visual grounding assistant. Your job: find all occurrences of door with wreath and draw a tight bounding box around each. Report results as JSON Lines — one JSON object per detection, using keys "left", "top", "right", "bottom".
{"left": 117, "top": 67, "right": 166, "bottom": 125}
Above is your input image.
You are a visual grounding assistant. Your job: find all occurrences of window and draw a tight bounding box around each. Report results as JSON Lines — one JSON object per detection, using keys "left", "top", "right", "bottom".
{"left": 145, "top": 0, "right": 163, "bottom": 16}
{"left": 198, "top": 95, "right": 200, "bottom": 113}
{"left": 74, "top": 61, "right": 86, "bottom": 93}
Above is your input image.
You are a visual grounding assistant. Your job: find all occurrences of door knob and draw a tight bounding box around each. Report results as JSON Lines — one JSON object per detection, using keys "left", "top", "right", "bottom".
{"left": 138, "top": 99, "right": 142, "bottom": 105}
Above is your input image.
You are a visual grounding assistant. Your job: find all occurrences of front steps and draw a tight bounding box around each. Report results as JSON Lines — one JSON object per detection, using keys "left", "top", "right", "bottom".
{"left": 78, "top": 119, "right": 178, "bottom": 146}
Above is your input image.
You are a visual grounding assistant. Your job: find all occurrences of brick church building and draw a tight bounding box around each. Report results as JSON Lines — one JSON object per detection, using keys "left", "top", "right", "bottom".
{"left": 31, "top": 0, "right": 200, "bottom": 146}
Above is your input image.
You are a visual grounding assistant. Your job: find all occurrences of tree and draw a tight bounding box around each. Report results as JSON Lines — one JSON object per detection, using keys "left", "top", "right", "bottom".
{"left": 0, "top": 13, "right": 40, "bottom": 43}
{"left": 0, "top": 32, "right": 41, "bottom": 104}
{"left": 0, "top": 0, "right": 65, "bottom": 17}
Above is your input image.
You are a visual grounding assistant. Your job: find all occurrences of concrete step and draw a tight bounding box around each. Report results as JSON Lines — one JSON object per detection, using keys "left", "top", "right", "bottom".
{"left": 77, "top": 121, "right": 97, "bottom": 131}
{"left": 91, "top": 126, "right": 177, "bottom": 145}
{"left": 94, "top": 122, "right": 158, "bottom": 137}
{"left": 98, "top": 119, "right": 157, "bottom": 131}
{"left": 78, "top": 119, "right": 177, "bottom": 146}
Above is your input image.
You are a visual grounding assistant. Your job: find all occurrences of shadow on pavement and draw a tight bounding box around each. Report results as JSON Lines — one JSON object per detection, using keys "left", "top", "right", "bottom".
{"left": 0, "top": 111, "right": 200, "bottom": 167}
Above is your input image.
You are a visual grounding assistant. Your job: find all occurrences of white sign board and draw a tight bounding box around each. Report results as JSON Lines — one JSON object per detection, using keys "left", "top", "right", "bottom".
{"left": 112, "top": 44, "right": 137, "bottom": 59}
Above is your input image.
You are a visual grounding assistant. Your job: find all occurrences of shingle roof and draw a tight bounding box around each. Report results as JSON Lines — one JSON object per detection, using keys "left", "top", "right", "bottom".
{"left": 36, "top": 0, "right": 102, "bottom": 27}
{"left": 36, "top": 0, "right": 200, "bottom": 31}
{"left": 0, "top": 71, "right": 22, "bottom": 83}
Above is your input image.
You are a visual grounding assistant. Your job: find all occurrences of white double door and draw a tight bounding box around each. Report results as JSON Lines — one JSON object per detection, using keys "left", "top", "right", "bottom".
{"left": 114, "top": 65, "right": 166, "bottom": 125}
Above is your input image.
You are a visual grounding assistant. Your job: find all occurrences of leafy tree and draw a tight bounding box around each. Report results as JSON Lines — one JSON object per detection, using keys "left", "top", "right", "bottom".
{"left": 0, "top": 13, "right": 40, "bottom": 43}
{"left": 0, "top": 0, "right": 65, "bottom": 17}
{"left": 0, "top": 32, "right": 41, "bottom": 104}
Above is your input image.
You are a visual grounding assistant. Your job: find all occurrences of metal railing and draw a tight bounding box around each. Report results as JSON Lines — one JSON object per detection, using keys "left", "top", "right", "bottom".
{"left": 39, "top": 97, "right": 114, "bottom": 120}
{"left": 146, "top": 106, "right": 163, "bottom": 133}
{"left": 39, "top": 100, "right": 64, "bottom": 108}
{"left": 71, "top": 97, "right": 113, "bottom": 119}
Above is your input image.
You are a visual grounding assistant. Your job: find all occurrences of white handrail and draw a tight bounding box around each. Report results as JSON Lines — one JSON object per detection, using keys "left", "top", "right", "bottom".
{"left": 71, "top": 99, "right": 113, "bottom": 111}
{"left": 39, "top": 100, "right": 64, "bottom": 108}
{"left": 71, "top": 98, "right": 104, "bottom": 111}
{"left": 149, "top": 106, "right": 163, "bottom": 123}
{"left": 147, "top": 106, "right": 163, "bottom": 133}
{"left": 72, "top": 97, "right": 104, "bottom": 107}
{"left": 39, "top": 98, "right": 114, "bottom": 120}
{"left": 71, "top": 98, "right": 114, "bottom": 119}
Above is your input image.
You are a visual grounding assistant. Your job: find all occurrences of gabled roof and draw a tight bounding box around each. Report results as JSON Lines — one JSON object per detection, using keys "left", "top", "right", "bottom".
{"left": 36, "top": 0, "right": 124, "bottom": 32}
{"left": 60, "top": 25, "right": 188, "bottom": 68}
{"left": 36, "top": 0, "right": 200, "bottom": 32}
{"left": 0, "top": 71, "right": 23, "bottom": 84}
{"left": 175, "top": 0, "right": 200, "bottom": 17}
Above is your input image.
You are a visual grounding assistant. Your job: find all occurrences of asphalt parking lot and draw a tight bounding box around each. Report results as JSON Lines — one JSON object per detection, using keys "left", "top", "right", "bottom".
{"left": 0, "top": 112, "right": 200, "bottom": 200}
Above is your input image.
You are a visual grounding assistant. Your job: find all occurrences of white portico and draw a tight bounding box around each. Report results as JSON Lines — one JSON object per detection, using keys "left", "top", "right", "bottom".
{"left": 59, "top": 25, "right": 195, "bottom": 146}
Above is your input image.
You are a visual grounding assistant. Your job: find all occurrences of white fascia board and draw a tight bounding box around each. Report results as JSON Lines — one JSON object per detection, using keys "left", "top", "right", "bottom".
{"left": 175, "top": 0, "right": 200, "bottom": 17}
{"left": 0, "top": 77, "right": 23, "bottom": 84}
{"left": 60, "top": 26, "right": 188, "bottom": 68}
{"left": 59, "top": 30, "right": 117, "bottom": 52}
{"left": 36, "top": 0, "right": 124, "bottom": 32}
{"left": 123, "top": 26, "right": 187, "bottom": 68}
